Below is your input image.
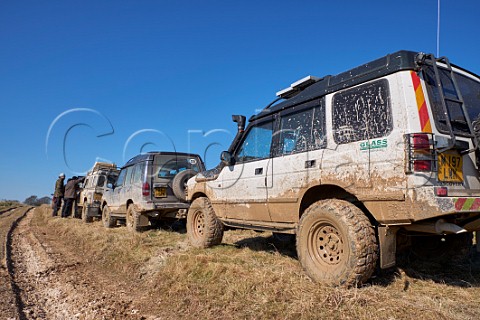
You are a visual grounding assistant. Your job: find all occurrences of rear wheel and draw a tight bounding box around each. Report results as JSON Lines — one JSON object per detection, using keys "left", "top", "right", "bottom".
{"left": 102, "top": 205, "right": 116, "bottom": 228}
{"left": 187, "top": 197, "right": 223, "bottom": 248}
{"left": 126, "top": 205, "right": 142, "bottom": 232}
{"left": 82, "top": 205, "right": 93, "bottom": 223}
{"left": 296, "top": 199, "right": 378, "bottom": 287}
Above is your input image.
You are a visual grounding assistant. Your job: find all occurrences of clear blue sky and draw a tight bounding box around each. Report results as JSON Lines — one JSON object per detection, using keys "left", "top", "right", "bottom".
{"left": 1, "top": 0, "right": 479, "bottom": 201}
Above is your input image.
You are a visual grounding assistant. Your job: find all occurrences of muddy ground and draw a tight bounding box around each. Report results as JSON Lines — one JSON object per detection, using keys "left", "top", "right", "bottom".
{"left": 1, "top": 207, "right": 137, "bottom": 320}
{"left": 2, "top": 205, "right": 480, "bottom": 320}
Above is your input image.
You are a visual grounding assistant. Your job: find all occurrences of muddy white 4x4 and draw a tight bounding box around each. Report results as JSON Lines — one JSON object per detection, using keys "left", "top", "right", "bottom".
{"left": 102, "top": 152, "right": 205, "bottom": 231}
{"left": 77, "top": 162, "right": 119, "bottom": 222}
{"left": 186, "top": 50, "right": 480, "bottom": 286}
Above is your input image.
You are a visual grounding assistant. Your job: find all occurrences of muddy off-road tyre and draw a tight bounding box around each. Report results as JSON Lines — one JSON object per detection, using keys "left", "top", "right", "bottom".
{"left": 126, "top": 205, "right": 142, "bottom": 232}
{"left": 410, "top": 233, "right": 473, "bottom": 263}
{"left": 102, "top": 205, "right": 116, "bottom": 228}
{"left": 296, "top": 199, "right": 378, "bottom": 287}
{"left": 187, "top": 197, "right": 223, "bottom": 248}
{"left": 82, "top": 205, "right": 93, "bottom": 223}
{"left": 172, "top": 169, "right": 197, "bottom": 202}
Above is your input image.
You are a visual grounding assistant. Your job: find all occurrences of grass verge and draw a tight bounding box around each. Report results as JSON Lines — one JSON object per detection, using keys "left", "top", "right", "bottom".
{"left": 33, "top": 206, "right": 480, "bottom": 320}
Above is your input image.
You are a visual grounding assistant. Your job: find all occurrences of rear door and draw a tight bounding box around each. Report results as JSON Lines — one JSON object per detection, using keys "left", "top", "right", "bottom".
{"left": 268, "top": 99, "right": 327, "bottom": 223}
{"left": 422, "top": 65, "right": 480, "bottom": 192}
{"left": 152, "top": 155, "right": 203, "bottom": 203}
{"left": 111, "top": 166, "right": 134, "bottom": 214}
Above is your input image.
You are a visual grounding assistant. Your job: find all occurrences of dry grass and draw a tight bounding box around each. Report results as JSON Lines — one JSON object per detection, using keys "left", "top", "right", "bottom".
{"left": 34, "top": 206, "right": 480, "bottom": 319}
{"left": 0, "top": 201, "right": 20, "bottom": 209}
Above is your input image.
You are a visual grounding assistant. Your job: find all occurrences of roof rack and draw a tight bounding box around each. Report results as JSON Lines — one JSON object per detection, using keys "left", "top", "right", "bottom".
{"left": 91, "top": 162, "right": 117, "bottom": 171}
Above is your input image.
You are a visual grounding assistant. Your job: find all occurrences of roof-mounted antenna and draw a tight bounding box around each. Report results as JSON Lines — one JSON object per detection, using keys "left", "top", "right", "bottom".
{"left": 437, "top": 0, "right": 441, "bottom": 57}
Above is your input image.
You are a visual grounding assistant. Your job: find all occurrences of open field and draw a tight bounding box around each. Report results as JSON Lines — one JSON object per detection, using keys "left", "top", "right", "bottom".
{"left": 1, "top": 205, "right": 480, "bottom": 319}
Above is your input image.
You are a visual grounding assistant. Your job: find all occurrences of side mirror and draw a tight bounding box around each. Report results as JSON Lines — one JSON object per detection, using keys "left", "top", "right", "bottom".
{"left": 220, "top": 151, "right": 233, "bottom": 165}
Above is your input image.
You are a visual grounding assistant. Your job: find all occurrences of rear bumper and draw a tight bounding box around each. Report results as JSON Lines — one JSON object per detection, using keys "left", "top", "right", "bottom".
{"left": 142, "top": 202, "right": 190, "bottom": 211}
{"left": 85, "top": 203, "right": 101, "bottom": 217}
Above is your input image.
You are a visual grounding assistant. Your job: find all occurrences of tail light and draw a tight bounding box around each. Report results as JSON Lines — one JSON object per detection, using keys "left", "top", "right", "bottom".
{"left": 142, "top": 182, "right": 150, "bottom": 196}
{"left": 406, "top": 133, "right": 435, "bottom": 173}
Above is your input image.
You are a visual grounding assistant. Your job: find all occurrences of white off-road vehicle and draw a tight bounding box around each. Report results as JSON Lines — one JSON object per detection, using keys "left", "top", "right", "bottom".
{"left": 77, "top": 162, "right": 119, "bottom": 222}
{"left": 186, "top": 50, "right": 480, "bottom": 286}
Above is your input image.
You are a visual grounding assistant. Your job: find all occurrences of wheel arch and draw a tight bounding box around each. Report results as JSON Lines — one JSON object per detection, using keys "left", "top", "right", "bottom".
{"left": 299, "top": 184, "right": 378, "bottom": 226}
{"left": 189, "top": 192, "right": 208, "bottom": 203}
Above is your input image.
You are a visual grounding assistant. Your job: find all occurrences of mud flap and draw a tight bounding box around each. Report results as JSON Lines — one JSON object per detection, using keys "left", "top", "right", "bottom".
{"left": 378, "top": 226, "right": 398, "bottom": 269}
{"left": 138, "top": 213, "right": 150, "bottom": 227}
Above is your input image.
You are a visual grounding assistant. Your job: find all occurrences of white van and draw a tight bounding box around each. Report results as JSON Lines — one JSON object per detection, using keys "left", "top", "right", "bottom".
{"left": 186, "top": 51, "right": 480, "bottom": 286}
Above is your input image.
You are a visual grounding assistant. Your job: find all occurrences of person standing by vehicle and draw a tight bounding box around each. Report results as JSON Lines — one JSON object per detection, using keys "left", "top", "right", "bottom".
{"left": 61, "top": 176, "right": 84, "bottom": 218}
{"left": 52, "top": 173, "right": 65, "bottom": 216}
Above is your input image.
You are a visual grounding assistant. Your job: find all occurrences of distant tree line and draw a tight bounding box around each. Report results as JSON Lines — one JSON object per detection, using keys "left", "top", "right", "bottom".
{"left": 23, "top": 195, "right": 51, "bottom": 206}
{"left": 0, "top": 199, "right": 20, "bottom": 207}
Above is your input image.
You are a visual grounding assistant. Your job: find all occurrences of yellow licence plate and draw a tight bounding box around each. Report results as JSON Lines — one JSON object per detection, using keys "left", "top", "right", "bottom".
{"left": 154, "top": 187, "right": 167, "bottom": 198}
{"left": 438, "top": 151, "right": 463, "bottom": 182}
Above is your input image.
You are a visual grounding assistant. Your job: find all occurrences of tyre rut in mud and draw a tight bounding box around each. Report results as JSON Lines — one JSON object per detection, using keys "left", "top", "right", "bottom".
{"left": 3, "top": 206, "right": 33, "bottom": 320}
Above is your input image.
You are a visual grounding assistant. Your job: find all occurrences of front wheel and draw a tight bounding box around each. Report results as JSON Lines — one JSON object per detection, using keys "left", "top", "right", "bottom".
{"left": 296, "top": 199, "right": 378, "bottom": 287}
{"left": 187, "top": 197, "right": 224, "bottom": 248}
{"left": 102, "top": 205, "right": 116, "bottom": 228}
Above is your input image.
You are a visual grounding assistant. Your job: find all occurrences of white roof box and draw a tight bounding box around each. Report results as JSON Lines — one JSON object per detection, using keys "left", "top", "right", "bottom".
{"left": 276, "top": 75, "right": 320, "bottom": 99}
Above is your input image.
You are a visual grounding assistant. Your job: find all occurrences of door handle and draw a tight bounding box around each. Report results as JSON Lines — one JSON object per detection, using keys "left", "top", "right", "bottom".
{"left": 255, "top": 168, "right": 263, "bottom": 175}
{"left": 305, "top": 160, "right": 316, "bottom": 168}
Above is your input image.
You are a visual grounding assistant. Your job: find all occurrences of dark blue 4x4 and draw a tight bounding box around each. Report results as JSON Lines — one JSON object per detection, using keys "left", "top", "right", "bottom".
{"left": 101, "top": 152, "right": 205, "bottom": 231}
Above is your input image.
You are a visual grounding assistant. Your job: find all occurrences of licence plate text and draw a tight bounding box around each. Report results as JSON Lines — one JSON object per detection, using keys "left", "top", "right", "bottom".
{"left": 438, "top": 152, "right": 463, "bottom": 182}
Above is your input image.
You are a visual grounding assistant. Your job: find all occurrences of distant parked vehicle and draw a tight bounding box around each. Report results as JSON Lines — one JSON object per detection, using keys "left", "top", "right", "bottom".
{"left": 101, "top": 152, "right": 205, "bottom": 231}
{"left": 77, "top": 162, "right": 119, "bottom": 223}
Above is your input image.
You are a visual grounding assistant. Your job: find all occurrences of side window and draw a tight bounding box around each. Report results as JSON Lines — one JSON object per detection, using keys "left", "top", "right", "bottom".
{"left": 124, "top": 166, "right": 135, "bottom": 186}
{"left": 235, "top": 121, "right": 273, "bottom": 162}
{"left": 277, "top": 99, "right": 326, "bottom": 156}
{"left": 115, "top": 169, "right": 127, "bottom": 187}
{"left": 97, "top": 175, "right": 106, "bottom": 187}
{"left": 133, "top": 162, "right": 145, "bottom": 184}
{"left": 107, "top": 174, "right": 118, "bottom": 186}
{"left": 332, "top": 79, "right": 392, "bottom": 144}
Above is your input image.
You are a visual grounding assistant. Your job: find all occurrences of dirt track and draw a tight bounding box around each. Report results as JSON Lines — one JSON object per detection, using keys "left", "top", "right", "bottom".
{"left": 1, "top": 207, "right": 136, "bottom": 320}
{"left": 2, "top": 205, "right": 480, "bottom": 320}
{"left": 0, "top": 206, "right": 28, "bottom": 319}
